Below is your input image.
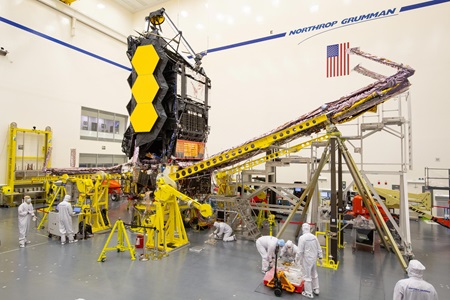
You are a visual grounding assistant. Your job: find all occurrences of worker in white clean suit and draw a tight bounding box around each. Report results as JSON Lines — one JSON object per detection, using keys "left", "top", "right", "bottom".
{"left": 279, "top": 240, "right": 299, "bottom": 262}
{"left": 18, "top": 196, "right": 36, "bottom": 248}
{"left": 212, "top": 221, "right": 236, "bottom": 241}
{"left": 57, "top": 195, "right": 78, "bottom": 245}
{"left": 256, "top": 236, "right": 284, "bottom": 273}
{"left": 393, "top": 260, "right": 438, "bottom": 300}
{"left": 297, "top": 223, "right": 323, "bottom": 299}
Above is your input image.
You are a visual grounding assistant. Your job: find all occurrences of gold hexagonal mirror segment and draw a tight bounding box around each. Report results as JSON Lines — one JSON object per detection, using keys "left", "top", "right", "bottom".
{"left": 130, "top": 102, "right": 159, "bottom": 133}
{"left": 131, "top": 74, "right": 160, "bottom": 104}
{"left": 131, "top": 44, "right": 160, "bottom": 75}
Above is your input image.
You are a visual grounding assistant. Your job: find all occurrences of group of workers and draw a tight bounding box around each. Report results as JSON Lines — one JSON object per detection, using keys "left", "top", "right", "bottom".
{"left": 17, "top": 196, "right": 439, "bottom": 300}
{"left": 256, "top": 223, "right": 322, "bottom": 299}
{"left": 255, "top": 223, "right": 438, "bottom": 300}
{"left": 18, "top": 195, "right": 78, "bottom": 247}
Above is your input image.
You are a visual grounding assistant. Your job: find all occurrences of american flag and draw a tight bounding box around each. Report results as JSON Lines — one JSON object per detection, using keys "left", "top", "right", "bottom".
{"left": 327, "top": 42, "right": 350, "bottom": 77}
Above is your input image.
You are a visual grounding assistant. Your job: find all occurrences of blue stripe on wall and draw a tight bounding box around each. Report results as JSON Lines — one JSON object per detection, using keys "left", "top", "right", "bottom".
{"left": 0, "top": 16, "right": 131, "bottom": 71}
{"left": 2, "top": 0, "right": 449, "bottom": 68}
{"left": 400, "top": 0, "right": 450, "bottom": 12}
{"left": 206, "top": 32, "right": 286, "bottom": 54}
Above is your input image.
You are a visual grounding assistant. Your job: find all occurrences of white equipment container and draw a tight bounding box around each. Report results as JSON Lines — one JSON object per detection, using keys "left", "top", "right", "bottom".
{"left": 47, "top": 211, "right": 80, "bottom": 238}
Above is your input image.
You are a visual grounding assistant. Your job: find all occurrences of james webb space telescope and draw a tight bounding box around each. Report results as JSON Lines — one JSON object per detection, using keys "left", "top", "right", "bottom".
{"left": 122, "top": 8, "right": 211, "bottom": 175}
{"left": 104, "top": 8, "right": 214, "bottom": 258}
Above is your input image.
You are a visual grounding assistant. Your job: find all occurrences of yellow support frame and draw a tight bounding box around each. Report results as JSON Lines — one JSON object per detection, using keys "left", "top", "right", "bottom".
{"left": 256, "top": 207, "right": 270, "bottom": 229}
{"left": 6, "top": 124, "right": 52, "bottom": 187}
{"left": 97, "top": 219, "right": 136, "bottom": 262}
{"left": 217, "top": 134, "right": 331, "bottom": 179}
{"left": 170, "top": 115, "right": 328, "bottom": 181}
{"left": 149, "top": 181, "right": 190, "bottom": 252}
{"left": 32, "top": 172, "right": 118, "bottom": 234}
{"left": 316, "top": 230, "right": 339, "bottom": 270}
{"left": 137, "top": 177, "right": 213, "bottom": 253}
{"left": 75, "top": 175, "right": 111, "bottom": 233}
{"left": 37, "top": 184, "right": 66, "bottom": 229}
{"left": 268, "top": 214, "right": 276, "bottom": 236}
{"left": 2, "top": 123, "right": 52, "bottom": 206}
{"left": 256, "top": 203, "right": 276, "bottom": 236}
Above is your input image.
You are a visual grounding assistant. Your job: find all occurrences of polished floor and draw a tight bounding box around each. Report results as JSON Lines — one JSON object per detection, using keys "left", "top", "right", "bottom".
{"left": 0, "top": 199, "right": 449, "bottom": 300}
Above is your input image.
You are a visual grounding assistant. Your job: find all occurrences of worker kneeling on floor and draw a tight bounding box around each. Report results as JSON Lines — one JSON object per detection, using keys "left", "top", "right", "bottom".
{"left": 211, "top": 221, "right": 236, "bottom": 242}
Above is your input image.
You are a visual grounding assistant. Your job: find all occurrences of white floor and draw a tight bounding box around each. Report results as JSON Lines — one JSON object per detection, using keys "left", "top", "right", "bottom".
{"left": 1, "top": 199, "right": 449, "bottom": 300}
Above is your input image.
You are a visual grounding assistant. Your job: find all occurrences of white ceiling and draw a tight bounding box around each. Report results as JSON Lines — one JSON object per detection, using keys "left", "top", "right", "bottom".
{"left": 112, "top": 0, "right": 170, "bottom": 13}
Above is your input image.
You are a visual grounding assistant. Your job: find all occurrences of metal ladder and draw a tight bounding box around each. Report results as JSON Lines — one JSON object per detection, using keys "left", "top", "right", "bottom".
{"left": 235, "top": 197, "right": 261, "bottom": 240}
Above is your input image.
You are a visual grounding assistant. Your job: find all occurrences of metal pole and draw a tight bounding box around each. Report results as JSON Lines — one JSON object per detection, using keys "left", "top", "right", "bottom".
{"left": 278, "top": 144, "right": 330, "bottom": 238}
{"left": 338, "top": 143, "right": 344, "bottom": 248}
{"left": 329, "top": 137, "right": 338, "bottom": 262}
{"left": 36, "top": 134, "right": 40, "bottom": 171}
{"left": 338, "top": 138, "right": 407, "bottom": 271}
{"left": 399, "top": 174, "right": 412, "bottom": 256}
{"left": 22, "top": 131, "right": 25, "bottom": 171}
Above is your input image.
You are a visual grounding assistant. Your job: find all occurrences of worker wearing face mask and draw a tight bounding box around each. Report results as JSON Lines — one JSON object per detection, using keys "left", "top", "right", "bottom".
{"left": 18, "top": 196, "right": 36, "bottom": 248}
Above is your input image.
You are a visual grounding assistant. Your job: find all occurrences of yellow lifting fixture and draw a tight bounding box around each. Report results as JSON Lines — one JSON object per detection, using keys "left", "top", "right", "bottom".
{"left": 315, "top": 227, "right": 339, "bottom": 270}
{"left": 2, "top": 123, "right": 52, "bottom": 207}
{"left": 97, "top": 219, "right": 136, "bottom": 262}
{"left": 75, "top": 172, "right": 112, "bottom": 233}
{"left": 31, "top": 172, "right": 118, "bottom": 234}
{"left": 170, "top": 115, "right": 329, "bottom": 182}
{"left": 145, "top": 176, "right": 213, "bottom": 252}
{"left": 37, "top": 175, "right": 69, "bottom": 230}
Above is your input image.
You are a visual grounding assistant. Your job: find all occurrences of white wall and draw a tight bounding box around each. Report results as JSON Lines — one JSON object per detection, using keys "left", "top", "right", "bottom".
{"left": 133, "top": 0, "right": 450, "bottom": 188}
{"left": 0, "top": 0, "right": 449, "bottom": 189}
{"left": 0, "top": 0, "right": 132, "bottom": 184}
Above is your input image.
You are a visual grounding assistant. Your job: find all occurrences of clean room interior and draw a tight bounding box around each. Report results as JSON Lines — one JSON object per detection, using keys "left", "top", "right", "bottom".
{"left": 1, "top": 1, "right": 449, "bottom": 299}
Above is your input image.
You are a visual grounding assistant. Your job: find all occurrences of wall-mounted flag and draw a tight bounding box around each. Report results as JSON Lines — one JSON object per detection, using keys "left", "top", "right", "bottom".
{"left": 327, "top": 42, "right": 350, "bottom": 77}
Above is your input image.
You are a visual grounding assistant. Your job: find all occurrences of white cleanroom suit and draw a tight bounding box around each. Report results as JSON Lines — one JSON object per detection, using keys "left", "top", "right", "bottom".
{"left": 256, "top": 235, "right": 279, "bottom": 273}
{"left": 57, "top": 195, "right": 77, "bottom": 245}
{"left": 393, "top": 260, "right": 438, "bottom": 300}
{"left": 297, "top": 223, "right": 323, "bottom": 298}
{"left": 213, "top": 222, "right": 236, "bottom": 241}
{"left": 18, "top": 196, "right": 36, "bottom": 247}
{"left": 279, "top": 240, "right": 299, "bottom": 262}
